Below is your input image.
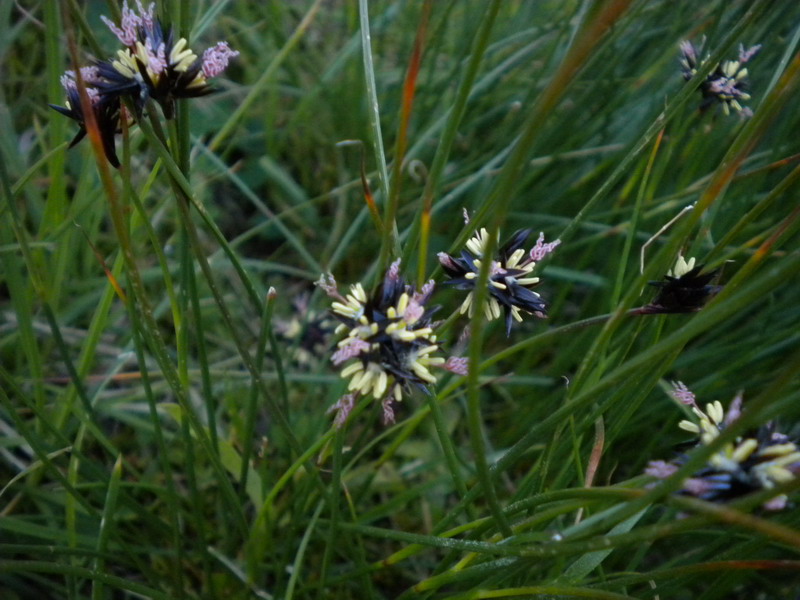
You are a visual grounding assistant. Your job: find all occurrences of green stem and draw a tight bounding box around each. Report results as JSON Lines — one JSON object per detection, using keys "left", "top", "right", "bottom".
{"left": 239, "top": 287, "right": 277, "bottom": 496}
{"left": 465, "top": 225, "right": 512, "bottom": 537}
{"left": 411, "top": 0, "right": 502, "bottom": 285}
{"left": 358, "top": 0, "right": 393, "bottom": 274}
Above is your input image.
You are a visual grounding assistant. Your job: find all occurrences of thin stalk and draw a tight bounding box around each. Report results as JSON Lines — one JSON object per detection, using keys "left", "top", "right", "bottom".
{"left": 127, "top": 298, "right": 186, "bottom": 596}
{"left": 90, "top": 455, "right": 123, "bottom": 600}
{"left": 412, "top": 0, "right": 502, "bottom": 285}
{"left": 610, "top": 129, "right": 664, "bottom": 307}
{"left": 186, "top": 245, "right": 218, "bottom": 449}
{"left": 239, "top": 287, "right": 278, "bottom": 496}
{"left": 358, "top": 0, "right": 393, "bottom": 273}
{"left": 465, "top": 224, "right": 512, "bottom": 537}
{"left": 381, "top": 1, "right": 431, "bottom": 268}
{"left": 320, "top": 428, "right": 345, "bottom": 588}
{"left": 426, "top": 393, "right": 476, "bottom": 522}
{"left": 85, "top": 99, "right": 251, "bottom": 542}
{"left": 170, "top": 108, "right": 218, "bottom": 450}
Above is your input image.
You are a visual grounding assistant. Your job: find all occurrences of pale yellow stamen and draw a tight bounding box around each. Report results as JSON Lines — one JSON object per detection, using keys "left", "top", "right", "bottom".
{"left": 669, "top": 254, "right": 696, "bottom": 278}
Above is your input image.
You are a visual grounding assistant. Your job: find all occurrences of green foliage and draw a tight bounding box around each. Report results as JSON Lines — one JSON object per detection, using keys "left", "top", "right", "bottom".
{"left": 2, "top": 0, "right": 800, "bottom": 598}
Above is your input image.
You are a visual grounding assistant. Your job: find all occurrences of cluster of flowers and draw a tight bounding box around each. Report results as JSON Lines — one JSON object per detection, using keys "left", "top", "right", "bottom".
{"left": 51, "top": 1, "right": 238, "bottom": 167}
{"left": 320, "top": 261, "right": 446, "bottom": 426}
{"left": 437, "top": 228, "right": 560, "bottom": 336}
{"left": 318, "top": 227, "right": 729, "bottom": 429}
{"left": 319, "top": 228, "right": 560, "bottom": 426}
{"left": 640, "top": 254, "right": 721, "bottom": 314}
{"left": 273, "top": 292, "right": 336, "bottom": 367}
{"left": 647, "top": 382, "right": 800, "bottom": 510}
{"left": 680, "top": 39, "right": 761, "bottom": 116}
{"left": 49, "top": 14, "right": 790, "bottom": 514}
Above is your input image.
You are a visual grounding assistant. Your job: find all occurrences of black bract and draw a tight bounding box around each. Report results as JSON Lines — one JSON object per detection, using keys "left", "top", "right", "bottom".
{"left": 642, "top": 264, "right": 721, "bottom": 314}
{"left": 49, "top": 87, "right": 123, "bottom": 168}
{"left": 439, "top": 228, "right": 547, "bottom": 336}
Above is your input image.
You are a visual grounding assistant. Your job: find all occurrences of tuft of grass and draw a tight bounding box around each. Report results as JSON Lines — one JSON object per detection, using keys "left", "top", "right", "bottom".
{"left": 2, "top": 1, "right": 800, "bottom": 598}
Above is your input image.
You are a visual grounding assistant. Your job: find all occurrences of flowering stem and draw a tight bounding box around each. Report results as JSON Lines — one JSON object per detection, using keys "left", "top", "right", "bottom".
{"left": 425, "top": 394, "right": 478, "bottom": 523}
{"left": 172, "top": 105, "right": 219, "bottom": 455}
{"left": 465, "top": 224, "right": 513, "bottom": 538}
{"left": 321, "top": 427, "right": 346, "bottom": 589}
{"left": 358, "top": 0, "right": 397, "bottom": 274}
{"left": 611, "top": 129, "right": 664, "bottom": 308}
{"left": 239, "top": 287, "right": 280, "bottom": 504}
{"left": 125, "top": 282, "right": 186, "bottom": 595}
{"left": 118, "top": 116, "right": 188, "bottom": 590}
{"left": 67, "top": 99, "right": 253, "bottom": 545}
{"left": 412, "top": 0, "right": 502, "bottom": 286}
{"left": 382, "top": 1, "right": 431, "bottom": 272}
{"left": 162, "top": 115, "right": 191, "bottom": 385}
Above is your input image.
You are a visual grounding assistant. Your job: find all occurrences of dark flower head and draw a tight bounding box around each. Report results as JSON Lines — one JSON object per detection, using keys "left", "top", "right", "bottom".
{"left": 641, "top": 255, "right": 721, "bottom": 314}
{"left": 50, "top": 1, "right": 238, "bottom": 165}
{"left": 645, "top": 382, "right": 800, "bottom": 511}
{"left": 438, "top": 228, "right": 559, "bottom": 336}
{"left": 49, "top": 69, "right": 123, "bottom": 167}
{"left": 100, "top": 1, "right": 239, "bottom": 118}
{"left": 319, "top": 261, "right": 455, "bottom": 426}
{"left": 680, "top": 40, "right": 761, "bottom": 116}
{"left": 274, "top": 291, "right": 335, "bottom": 366}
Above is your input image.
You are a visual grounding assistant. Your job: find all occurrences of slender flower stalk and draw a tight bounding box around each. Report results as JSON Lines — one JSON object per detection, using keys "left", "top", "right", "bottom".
{"left": 438, "top": 228, "right": 559, "bottom": 336}
{"left": 646, "top": 382, "right": 800, "bottom": 511}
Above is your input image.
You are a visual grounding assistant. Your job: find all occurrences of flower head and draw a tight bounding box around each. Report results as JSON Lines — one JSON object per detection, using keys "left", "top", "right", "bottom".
{"left": 646, "top": 383, "right": 800, "bottom": 511}
{"left": 680, "top": 40, "right": 761, "bottom": 116}
{"left": 438, "top": 228, "right": 559, "bottom": 336}
{"left": 320, "top": 261, "right": 446, "bottom": 426}
{"left": 50, "top": 0, "right": 238, "bottom": 164}
{"left": 98, "top": 1, "right": 239, "bottom": 118}
{"left": 641, "top": 254, "right": 720, "bottom": 314}
{"left": 273, "top": 291, "right": 336, "bottom": 366}
{"left": 49, "top": 71, "right": 124, "bottom": 167}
